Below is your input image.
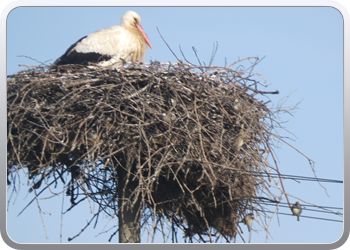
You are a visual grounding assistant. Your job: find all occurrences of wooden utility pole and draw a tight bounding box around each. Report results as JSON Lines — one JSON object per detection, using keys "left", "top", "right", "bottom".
{"left": 117, "top": 166, "right": 141, "bottom": 243}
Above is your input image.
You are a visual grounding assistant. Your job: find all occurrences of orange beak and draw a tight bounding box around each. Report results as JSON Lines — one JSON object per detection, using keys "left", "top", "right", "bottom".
{"left": 136, "top": 24, "right": 153, "bottom": 49}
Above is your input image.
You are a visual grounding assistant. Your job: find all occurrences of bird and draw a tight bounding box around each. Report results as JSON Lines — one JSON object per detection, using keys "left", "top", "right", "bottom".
{"left": 291, "top": 201, "right": 302, "bottom": 221}
{"left": 233, "top": 98, "right": 242, "bottom": 112}
{"left": 53, "top": 11, "right": 152, "bottom": 68}
{"left": 160, "top": 112, "right": 176, "bottom": 123}
{"left": 241, "top": 213, "right": 254, "bottom": 232}
{"left": 87, "top": 131, "right": 98, "bottom": 141}
{"left": 232, "top": 131, "right": 250, "bottom": 151}
{"left": 233, "top": 135, "right": 244, "bottom": 151}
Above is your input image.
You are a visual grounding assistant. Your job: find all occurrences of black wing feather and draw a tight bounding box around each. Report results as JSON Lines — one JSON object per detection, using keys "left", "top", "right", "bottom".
{"left": 53, "top": 36, "right": 112, "bottom": 66}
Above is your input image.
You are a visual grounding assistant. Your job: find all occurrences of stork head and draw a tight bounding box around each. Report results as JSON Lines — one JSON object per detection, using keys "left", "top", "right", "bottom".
{"left": 121, "top": 11, "right": 153, "bottom": 49}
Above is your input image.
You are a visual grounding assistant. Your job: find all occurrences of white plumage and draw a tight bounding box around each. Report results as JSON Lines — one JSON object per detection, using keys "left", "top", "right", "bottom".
{"left": 53, "top": 11, "right": 152, "bottom": 67}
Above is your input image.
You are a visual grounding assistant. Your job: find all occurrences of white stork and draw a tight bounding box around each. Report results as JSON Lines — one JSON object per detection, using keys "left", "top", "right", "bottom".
{"left": 53, "top": 11, "right": 152, "bottom": 67}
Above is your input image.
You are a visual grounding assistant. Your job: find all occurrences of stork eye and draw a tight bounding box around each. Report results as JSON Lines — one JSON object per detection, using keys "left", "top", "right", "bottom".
{"left": 133, "top": 17, "right": 138, "bottom": 23}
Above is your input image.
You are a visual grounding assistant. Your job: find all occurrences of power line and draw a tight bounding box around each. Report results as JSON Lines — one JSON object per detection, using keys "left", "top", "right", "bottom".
{"left": 261, "top": 201, "right": 343, "bottom": 212}
{"left": 253, "top": 200, "right": 343, "bottom": 223}
{"left": 275, "top": 212, "right": 343, "bottom": 223}
{"left": 243, "top": 171, "right": 343, "bottom": 184}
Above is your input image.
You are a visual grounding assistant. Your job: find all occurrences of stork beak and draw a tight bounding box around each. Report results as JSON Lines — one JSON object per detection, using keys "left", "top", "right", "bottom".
{"left": 136, "top": 24, "right": 153, "bottom": 49}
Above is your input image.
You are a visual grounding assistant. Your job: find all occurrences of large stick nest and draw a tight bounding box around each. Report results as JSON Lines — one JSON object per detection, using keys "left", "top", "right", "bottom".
{"left": 7, "top": 60, "right": 281, "bottom": 242}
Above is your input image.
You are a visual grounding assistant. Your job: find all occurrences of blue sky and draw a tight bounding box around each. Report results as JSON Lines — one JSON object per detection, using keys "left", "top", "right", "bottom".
{"left": 6, "top": 6, "right": 344, "bottom": 244}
